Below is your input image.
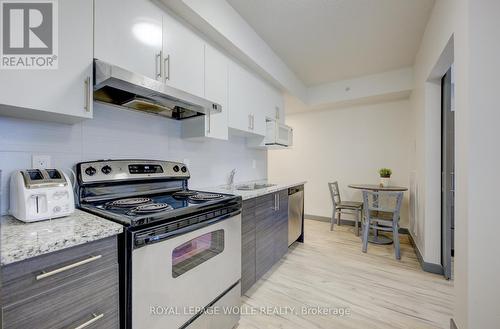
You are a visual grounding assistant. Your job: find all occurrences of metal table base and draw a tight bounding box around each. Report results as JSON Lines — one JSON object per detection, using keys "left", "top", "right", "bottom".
{"left": 368, "top": 234, "right": 393, "bottom": 245}
{"left": 367, "top": 227, "right": 393, "bottom": 245}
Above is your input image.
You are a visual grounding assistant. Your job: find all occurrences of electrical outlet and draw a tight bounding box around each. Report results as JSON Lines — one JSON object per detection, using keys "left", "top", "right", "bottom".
{"left": 252, "top": 159, "right": 257, "bottom": 169}
{"left": 32, "top": 155, "right": 51, "bottom": 169}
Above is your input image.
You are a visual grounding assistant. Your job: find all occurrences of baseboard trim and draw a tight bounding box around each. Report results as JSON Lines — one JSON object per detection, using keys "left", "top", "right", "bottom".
{"left": 450, "top": 318, "right": 458, "bottom": 329}
{"left": 305, "top": 214, "right": 410, "bottom": 234}
{"left": 407, "top": 233, "right": 444, "bottom": 275}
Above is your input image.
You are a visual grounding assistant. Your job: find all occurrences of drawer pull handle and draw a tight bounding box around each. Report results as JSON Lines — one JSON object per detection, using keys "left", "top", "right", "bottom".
{"left": 73, "top": 313, "right": 104, "bottom": 329}
{"left": 36, "top": 255, "right": 102, "bottom": 280}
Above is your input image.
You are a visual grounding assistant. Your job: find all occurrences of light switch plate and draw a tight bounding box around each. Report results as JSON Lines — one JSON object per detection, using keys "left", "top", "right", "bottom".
{"left": 183, "top": 158, "right": 191, "bottom": 167}
{"left": 32, "top": 155, "right": 51, "bottom": 169}
{"left": 252, "top": 159, "right": 257, "bottom": 169}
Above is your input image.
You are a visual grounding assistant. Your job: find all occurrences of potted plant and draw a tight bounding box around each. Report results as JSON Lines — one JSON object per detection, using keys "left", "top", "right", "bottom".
{"left": 379, "top": 168, "right": 392, "bottom": 187}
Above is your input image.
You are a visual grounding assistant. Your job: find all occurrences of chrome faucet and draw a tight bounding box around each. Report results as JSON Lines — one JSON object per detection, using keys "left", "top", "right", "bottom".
{"left": 228, "top": 169, "right": 236, "bottom": 189}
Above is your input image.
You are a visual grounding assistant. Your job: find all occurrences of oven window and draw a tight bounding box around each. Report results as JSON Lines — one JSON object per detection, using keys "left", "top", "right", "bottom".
{"left": 172, "top": 230, "right": 225, "bottom": 278}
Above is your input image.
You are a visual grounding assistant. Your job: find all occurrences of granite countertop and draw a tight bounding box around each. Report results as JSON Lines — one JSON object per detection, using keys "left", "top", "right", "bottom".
{"left": 201, "top": 180, "right": 307, "bottom": 200}
{"left": 1, "top": 209, "right": 123, "bottom": 266}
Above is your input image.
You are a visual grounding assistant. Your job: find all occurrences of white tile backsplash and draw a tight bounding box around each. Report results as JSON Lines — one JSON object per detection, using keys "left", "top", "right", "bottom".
{"left": 0, "top": 103, "right": 267, "bottom": 214}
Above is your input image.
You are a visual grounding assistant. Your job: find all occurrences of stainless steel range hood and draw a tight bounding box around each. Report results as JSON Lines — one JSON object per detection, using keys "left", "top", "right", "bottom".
{"left": 93, "top": 59, "right": 221, "bottom": 120}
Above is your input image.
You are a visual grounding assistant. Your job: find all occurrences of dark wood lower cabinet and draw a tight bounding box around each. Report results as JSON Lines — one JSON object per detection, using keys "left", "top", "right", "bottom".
{"left": 241, "top": 189, "right": 292, "bottom": 295}
{"left": 273, "top": 190, "right": 289, "bottom": 262}
{"left": 241, "top": 198, "right": 256, "bottom": 294}
{"left": 0, "top": 236, "right": 120, "bottom": 329}
{"left": 255, "top": 194, "right": 276, "bottom": 279}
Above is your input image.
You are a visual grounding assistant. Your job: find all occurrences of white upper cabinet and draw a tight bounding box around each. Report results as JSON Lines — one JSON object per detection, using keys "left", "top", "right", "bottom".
{"left": 227, "top": 58, "right": 284, "bottom": 137}
{"left": 162, "top": 13, "right": 205, "bottom": 97}
{"left": 269, "top": 86, "right": 285, "bottom": 123}
{"left": 0, "top": 0, "right": 93, "bottom": 123}
{"left": 94, "top": 0, "right": 163, "bottom": 81}
{"left": 182, "top": 44, "right": 229, "bottom": 140}
{"left": 95, "top": 0, "right": 204, "bottom": 97}
{"left": 203, "top": 44, "right": 228, "bottom": 140}
{"left": 228, "top": 60, "right": 265, "bottom": 136}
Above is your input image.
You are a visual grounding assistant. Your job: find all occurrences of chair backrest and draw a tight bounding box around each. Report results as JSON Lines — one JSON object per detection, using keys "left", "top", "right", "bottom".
{"left": 328, "top": 182, "right": 342, "bottom": 207}
{"left": 362, "top": 190, "right": 403, "bottom": 222}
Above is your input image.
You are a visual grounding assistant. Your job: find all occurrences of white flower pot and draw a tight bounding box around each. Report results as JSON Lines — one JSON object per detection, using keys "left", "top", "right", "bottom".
{"left": 380, "top": 177, "right": 390, "bottom": 187}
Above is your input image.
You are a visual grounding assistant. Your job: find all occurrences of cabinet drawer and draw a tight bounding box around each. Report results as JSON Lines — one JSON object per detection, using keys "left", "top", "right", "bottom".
{"left": 242, "top": 198, "right": 256, "bottom": 210}
{"left": 255, "top": 194, "right": 274, "bottom": 206}
{"left": 1, "top": 236, "right": 118, "bottom": 306}
{"left": 2, "top": 265, "right": 119, "bottom": 329}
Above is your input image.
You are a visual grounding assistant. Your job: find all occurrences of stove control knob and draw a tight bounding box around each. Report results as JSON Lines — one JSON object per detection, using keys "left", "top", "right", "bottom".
{"left": 181, "top": 166, "right": 187, "bottom": 173}
{"left": 173, "top": 165, "right": 180, "bottom": 172}
{"left": 101, "top": 165, "right": 112, "bottom": 175}
{"left": 85, "top": 166, "right": 96, "bottom": 176}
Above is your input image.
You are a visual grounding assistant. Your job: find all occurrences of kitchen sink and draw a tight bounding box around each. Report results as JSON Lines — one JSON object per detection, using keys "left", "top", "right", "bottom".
{"left": 235, "top": 183, "right": 277, "bottom": 190}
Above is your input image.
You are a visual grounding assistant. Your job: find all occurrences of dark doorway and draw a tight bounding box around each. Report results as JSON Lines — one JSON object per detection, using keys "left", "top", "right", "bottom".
{"left": 441, "top": 66, "right": 455, "bottom": 280}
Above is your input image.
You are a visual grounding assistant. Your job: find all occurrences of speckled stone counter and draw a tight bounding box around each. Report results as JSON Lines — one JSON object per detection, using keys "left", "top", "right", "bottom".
{"left": 1, "top": 209, "right": 123, "bottom": 266}
{"left": 200, "top": 180, "right": 307, "bottom": 200}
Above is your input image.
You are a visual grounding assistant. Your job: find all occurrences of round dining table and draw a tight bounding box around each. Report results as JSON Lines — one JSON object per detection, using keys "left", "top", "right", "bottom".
{"left": 348, "top": 184, "right": 408, "bottom": 192}
{"left": 348, "top": 184, "right": 408, "bottom": 245}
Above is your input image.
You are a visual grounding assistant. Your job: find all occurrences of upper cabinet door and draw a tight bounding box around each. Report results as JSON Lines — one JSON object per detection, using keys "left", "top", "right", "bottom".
{"left": 0, "top": 0, "right": 93, "bottom": 122}
{"left": 228, "top": 60, "right": 265, "bottom": 136}
{"left": 205, "top": 44, "right": 228, "bottom": 140}
{"left": 227, "top": 61, "right": 250, "bottom": 133}
{"left": 162, "top": 13, "right": 204, "bottom": 97}
{"left": 94, "top": 0, "right": 163, "bottom": 81}
{"left": 252, "top": 79, "right": 273, "bottom": 136}
{"left": 269, "top": 86, "right": 285, "bottom": 123}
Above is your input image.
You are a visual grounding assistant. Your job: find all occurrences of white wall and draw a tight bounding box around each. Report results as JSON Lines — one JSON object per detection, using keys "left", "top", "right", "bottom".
{"left": 307, "top": 68, "right": 413, "bottom": 111}
{"left": 268, "top": 100, "right": 411, "bottom": 227}
{"left": 409, "top": 0, "right": 462, "bottom": 266}
{"left": 412, "top": 0, "right": 500, "bottom": 328}
{"left": 0, "top": 103, "right": 267, "bottom": 214}
{"left": 464, "top": 1, "right": 500, "bottom": 327}
{"left": 410, "top": 0, "right": 467, "bottom": 325}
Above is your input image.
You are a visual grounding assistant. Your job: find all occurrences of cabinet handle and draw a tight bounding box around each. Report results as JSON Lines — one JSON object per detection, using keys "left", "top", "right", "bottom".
{"left": 155, "top": 51, "right": 162, "bottom": 79}
{"left": 164, "top": 54, "right": 170, "bottom": 81}
{"left": 84, "top": 77, "right": 91, "bottom": 112}
{"left": 36, "top": 255, "right": 102, "bottom": 280}
{"left": 73, "top": 313, "right": 104, "bottom": 329}
{"left": 207, "top": 110, "right": 211, "bottom": 134}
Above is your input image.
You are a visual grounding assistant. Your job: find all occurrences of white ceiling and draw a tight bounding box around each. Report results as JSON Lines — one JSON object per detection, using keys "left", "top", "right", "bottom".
{"left": 227, "top": 0, "right": 435, "bottom": 86}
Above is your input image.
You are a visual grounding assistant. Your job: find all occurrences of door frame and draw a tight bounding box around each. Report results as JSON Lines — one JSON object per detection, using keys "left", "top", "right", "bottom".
{"left": 441, "top": 67, "right": 454, "bottom": 280}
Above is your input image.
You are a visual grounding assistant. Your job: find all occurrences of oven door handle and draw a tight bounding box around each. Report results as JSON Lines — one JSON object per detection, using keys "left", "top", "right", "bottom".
{"left": 134, "top": 209, "right": 241, "bottom": 248}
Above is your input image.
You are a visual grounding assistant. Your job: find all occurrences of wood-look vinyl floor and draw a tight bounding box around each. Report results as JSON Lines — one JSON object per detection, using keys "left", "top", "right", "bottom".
{"left": 237, "top": 219, "right": 454, "bottom": 329}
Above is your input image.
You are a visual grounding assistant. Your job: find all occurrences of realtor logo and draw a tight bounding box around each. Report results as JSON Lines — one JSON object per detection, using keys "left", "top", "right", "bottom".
{"left": 0, "top": 0, "right": 58, "bottom": 69}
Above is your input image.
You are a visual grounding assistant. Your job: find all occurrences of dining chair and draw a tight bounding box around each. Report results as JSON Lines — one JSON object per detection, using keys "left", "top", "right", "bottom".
{"left": 361, "top": 190, "right": 404, "bottom": 259}
{"left": 328, "top": 182, "right": 363, "bottom": 236}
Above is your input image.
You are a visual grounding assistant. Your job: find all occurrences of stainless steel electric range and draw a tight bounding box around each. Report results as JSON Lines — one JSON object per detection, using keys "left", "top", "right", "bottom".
{"left": 76, "top": 160, "right": 242, "bottom": 329}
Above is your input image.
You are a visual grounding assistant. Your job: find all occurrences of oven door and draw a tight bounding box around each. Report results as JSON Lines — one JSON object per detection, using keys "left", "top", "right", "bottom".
{"left": 131, "top": 213, "right": 241, "bottom": 329}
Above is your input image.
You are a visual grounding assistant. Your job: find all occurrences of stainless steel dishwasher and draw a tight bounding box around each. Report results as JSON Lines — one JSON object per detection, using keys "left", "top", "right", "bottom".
{"left": 288, "top": 185, "right": 304, "bottom": 246}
